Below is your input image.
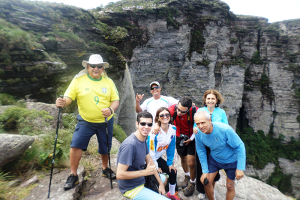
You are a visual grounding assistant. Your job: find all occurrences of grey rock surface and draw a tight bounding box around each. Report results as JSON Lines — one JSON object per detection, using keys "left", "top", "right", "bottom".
{"left": 26, "top": 102, "right": 62, "bottom": 130}
{"left": 24, "top": 166, "right": 85, "bottom": 200}
{"left": 115, "top": 65, "right": 137, "bottom": 136}
{"left": 245, "top": 163, "right": 276, "bottom": 182}
{"left": 19, "top": 175, "right": 38, "bottom": 188}
{"left": 0, "top": 134, "right": 34, "bottom": 167}
{"left": 279, "top": 157, "right": 300, "bottom": 199}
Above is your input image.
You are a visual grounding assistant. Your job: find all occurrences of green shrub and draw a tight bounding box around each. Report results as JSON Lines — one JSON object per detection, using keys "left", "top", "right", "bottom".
{"left": 62, "top": 113, "right": 77, "bottom": 129}
{"left": 267, "top": 167, "right": 293, "bottom": 194}
{"left": 110, "top": 26, "right": 128, "bottom": 41}
{"left": 0, "top": 107, "right": 53, "bottom": 135}
{"left": 30, "top": 77, "right": 38, "bottom": 82}
{"left": 196, "top": 59, "right": 210, "bottom": 67}
{"left": 251, "top": 51, "right": 263, "bottom": 64}
{"left": 237, "top": 127, "right": 300, "bottom": 169}
{"left": 113, "top": 123, "right": 127, "bottom": 143}
{"left": 0, "top": 93, "right": 16, "bottom": 105}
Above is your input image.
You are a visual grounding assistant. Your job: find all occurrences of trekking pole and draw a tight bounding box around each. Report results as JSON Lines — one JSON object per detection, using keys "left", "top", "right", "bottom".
{"left": 48, "top": 95, "right": 63, "bottom": 198}
{"left": 105, "top": 117, "right": 113, "bottom": 189}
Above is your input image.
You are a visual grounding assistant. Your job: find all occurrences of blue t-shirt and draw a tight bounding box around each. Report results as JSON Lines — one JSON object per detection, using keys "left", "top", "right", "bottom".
{"left": 117, "top": 133, "right": 149, "bottom": 194}
{"left": 195, "top": 122, "right": 246, "bottom": 173}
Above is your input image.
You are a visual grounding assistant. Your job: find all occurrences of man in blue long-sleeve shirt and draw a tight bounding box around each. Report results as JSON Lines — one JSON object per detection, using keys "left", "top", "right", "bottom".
{"left": 194, "top": 111, "right": 246, "bottom": 200}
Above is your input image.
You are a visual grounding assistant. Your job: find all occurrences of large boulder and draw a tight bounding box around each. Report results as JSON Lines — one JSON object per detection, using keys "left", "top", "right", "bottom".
{"left": 0, "top": 134, "right": 34, "bottom": 167}
{"left": 26, "top": 102, "right": 62, "bottom": 130}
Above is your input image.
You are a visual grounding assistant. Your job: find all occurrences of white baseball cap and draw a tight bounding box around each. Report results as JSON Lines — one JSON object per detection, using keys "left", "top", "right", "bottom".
{"left": 149, "top": 81, "right": 160, "bottom": 89}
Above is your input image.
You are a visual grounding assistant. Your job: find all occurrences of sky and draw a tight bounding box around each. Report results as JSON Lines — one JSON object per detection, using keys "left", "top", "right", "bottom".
{"left": 31, "top": 0, "right": 300, "bottom": 23}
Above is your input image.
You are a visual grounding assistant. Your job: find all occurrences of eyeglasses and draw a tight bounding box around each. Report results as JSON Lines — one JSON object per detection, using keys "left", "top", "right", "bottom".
{"left": 159, "top": 114, "right": 170, "bottom": 118}
{"left": 90, "top": 64, "right": 104, "bottom": 69}
{"left": 151, "top": 86, "right": 160, "bottom": 90}
{"left": 177, "top": 107, "right": 189, "bottom": 114}
{"left": 139, "top": 122, "right": 153, "bottom": 127}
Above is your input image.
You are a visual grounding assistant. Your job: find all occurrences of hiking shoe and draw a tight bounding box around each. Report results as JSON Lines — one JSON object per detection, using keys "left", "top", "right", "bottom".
{"left": 63, "top": 173, "right": 79, "bottom": 190}
{"left": 183, "top": 181, "right": 195, "bottom": 197}
{"left": 182, "top": 175, "right": 190, "bottom": 189}
{"left": 102, "top": 167, "right": 116, "bottom": 179}
{"left": 166, "top": 191, "right": 182, "bottom": 200}
{"left": 198, "top": 193, "right": 206, "bottom": 199}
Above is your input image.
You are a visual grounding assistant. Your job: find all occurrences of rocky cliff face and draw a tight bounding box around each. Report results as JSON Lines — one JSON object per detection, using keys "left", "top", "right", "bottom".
{"left": 1, "top": 0, "right": 300, "bottom": 198}
{"left": 124, "top": 2, "right": 300, "bottom": 142}
{"left": 0, "top": 0, "right": 126, "bottom": 102}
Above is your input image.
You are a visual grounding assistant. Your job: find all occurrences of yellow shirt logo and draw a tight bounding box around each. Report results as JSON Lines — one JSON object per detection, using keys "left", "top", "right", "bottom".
{"left": 150, "top": 140, "right": 154, "bottom": 151}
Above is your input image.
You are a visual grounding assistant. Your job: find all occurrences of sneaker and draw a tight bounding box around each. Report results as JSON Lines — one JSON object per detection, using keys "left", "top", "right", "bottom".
{"left": 166, "top": 191, "right": 182, "bottom": 200}
{"left": 102, "top": 167, "right": 116, "bottom": 179}
{"left": 183, "top": 181, "right": 195, "bottom": 197}
{"left": 198, "top": 193, "right": 206, "bottom": 199}
{"left": 182, "top": 175, "right": 190, "bottom": 189}
{"left": 63, "top": 173, "right": 79, "bottom": 190}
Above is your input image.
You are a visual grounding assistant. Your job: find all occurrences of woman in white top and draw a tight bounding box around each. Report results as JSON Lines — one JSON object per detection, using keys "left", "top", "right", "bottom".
{"left": 147, "top": 107, "right": 181, "bottom": 200}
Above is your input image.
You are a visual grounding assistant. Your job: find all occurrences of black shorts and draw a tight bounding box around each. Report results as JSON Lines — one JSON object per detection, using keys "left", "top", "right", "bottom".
{"left": 176, "top": 136, "right": 195, "bottom": 156}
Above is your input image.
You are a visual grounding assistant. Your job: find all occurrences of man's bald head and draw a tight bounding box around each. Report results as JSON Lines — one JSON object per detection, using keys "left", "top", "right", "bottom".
{"left": 194, "top": 111, "right": 210, "bottom": 120}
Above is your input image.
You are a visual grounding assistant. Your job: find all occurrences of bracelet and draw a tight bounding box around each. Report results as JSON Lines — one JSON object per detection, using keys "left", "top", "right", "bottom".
{"left": 108, "top": 107, "right": 114, "bottom": 115}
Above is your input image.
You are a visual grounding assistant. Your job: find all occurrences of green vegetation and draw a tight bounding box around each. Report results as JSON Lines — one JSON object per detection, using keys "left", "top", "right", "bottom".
{"left": 267, "top": 167, "right": 293, "bottom": 194}
{"left": 101, "top": 0, "right": 230, "bottom": 15}
{"left": 237, "top": 114, "right": 300, "bottom": 194}
{"left": 188, "top": 30, "right": 205, "bottom": 60}
{"left": 237, "top": 120, "right": 300, "bottom": 169}
{"left": 196, "top": 59, "right": 210, "bottom": 67}
{"left": 230, "top": 38, "right": 238, "bottom": 43}
{"left": 257, "top": 71, "right": 274, "bottom": 102}
{"left": 158, "top": 7, "right": 181, "bottom": 29}
{"left": 250, "top": 51, "right": 263, "bottom": 64}
{"left": 0, "top": 93, "right": 16, "bottom": 105}
{"left": 0, "top": 101, "right": 127, "bottom": 199}
{"left": 0, "top": 172, "right": 14, "bottom": 199}
{"left": 113, "top": 122, "right": 127, "bottom": 142}
{"left": 0, "top": 107, "right": 53, "bottom": 135}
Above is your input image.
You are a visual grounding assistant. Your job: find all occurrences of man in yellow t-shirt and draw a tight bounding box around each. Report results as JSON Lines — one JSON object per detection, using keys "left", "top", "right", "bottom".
{"left": 56, "top": 54, "right": 119, "bottom": 190}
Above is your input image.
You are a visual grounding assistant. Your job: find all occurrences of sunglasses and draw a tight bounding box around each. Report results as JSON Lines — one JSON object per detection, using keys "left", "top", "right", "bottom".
{"left": 176, "top": 107, "right": 189, "bottom": 114}
{"left": 139, "top": 122, "right": 153, "bottom": 127}
{"left": 90, "top": 64, "right": 104, "bottom": 69}
{"left": 151, "top": 86, "right": 160, "bottom": 90}
{"left": 159, "top": 113, "right": 170, "bottom": 118}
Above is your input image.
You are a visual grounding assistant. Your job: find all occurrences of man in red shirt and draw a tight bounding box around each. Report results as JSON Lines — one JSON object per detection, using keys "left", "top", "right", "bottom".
{"left": 168, "top": 97, "right": 198, "bottom": 197}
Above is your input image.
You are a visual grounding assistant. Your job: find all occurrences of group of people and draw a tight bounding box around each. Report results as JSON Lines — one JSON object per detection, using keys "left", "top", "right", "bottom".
{"left": 56, "top": 54, "right": 246, "bottom": 200}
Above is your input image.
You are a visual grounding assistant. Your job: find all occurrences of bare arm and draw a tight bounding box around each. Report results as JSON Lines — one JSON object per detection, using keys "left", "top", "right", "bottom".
{"left": 110, "top": 100, "right": 119, "bottom": 111}
{"left": 135, "top": 93, "right": 144, "bottom": 113}
{"left": 56, "top": 96, "right": 72, "bottom": 108}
